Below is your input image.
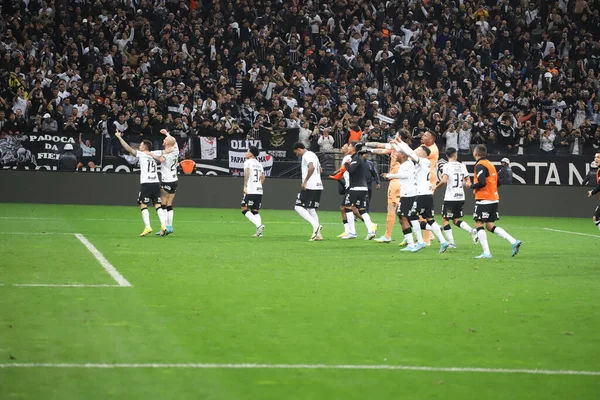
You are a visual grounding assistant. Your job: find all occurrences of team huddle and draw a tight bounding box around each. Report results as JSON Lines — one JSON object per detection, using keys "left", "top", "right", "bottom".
{"left": 117, "top": 127, "right": 528, "bottom": 258}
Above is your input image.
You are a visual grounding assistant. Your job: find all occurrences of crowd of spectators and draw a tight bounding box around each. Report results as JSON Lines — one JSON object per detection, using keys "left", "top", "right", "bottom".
{"left": 1, "top": 0, "right": 600, "bottom": 166}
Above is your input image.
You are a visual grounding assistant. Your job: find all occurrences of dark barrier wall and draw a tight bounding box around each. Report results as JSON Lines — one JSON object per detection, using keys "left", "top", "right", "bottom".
{"left": 0, "top": 171, "right": 596, "bottom": 218}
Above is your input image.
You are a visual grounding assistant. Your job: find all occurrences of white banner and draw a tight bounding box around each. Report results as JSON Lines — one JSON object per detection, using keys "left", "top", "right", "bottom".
{"left": 199, "top": 136, "right": 217, "bottom": 160}
{"left": 228, "top": 150, "right": 274, "bottom": 176}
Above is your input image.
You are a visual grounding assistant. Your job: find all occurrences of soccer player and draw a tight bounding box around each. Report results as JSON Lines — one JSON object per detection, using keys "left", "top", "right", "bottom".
{"left": 471, "top": 144, "right": 522, "bottom": 258}
{"left": 421, "top": 131, "right": 440, "bottom": 246}
{"left": 393, "top": 139, "right": 450, "bottom": 253}
{"left": 241, "top": 146, "right": 266, "bottom": 237}
{"left": 147, "top": 132, "right": 179, "bottom": 236}
{"left": 381, "top": 142, "right": 421, "bottom": 252}
{"left": 434, "top": 147, "right": 478, "bottom": 247}
{"left": 341, "top": 143, "right": 377, "bottom": 240}
{"left": 329, "top": 143, "right": 364, "bottom": 237}
{"left": 586, "top": 152, "right": 600, "bottom": 230}
{"left": 292, "top": 142, "right": 323, "bottom": 241}
{"left": 115, "top": 130, "right": 167, "bottom": 236}
{"left": 364, "top": 136, "right": 401, "bottom": 243}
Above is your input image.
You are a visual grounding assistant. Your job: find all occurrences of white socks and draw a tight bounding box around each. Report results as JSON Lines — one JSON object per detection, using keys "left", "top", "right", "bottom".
{"left": 308, "top": 209, "right": 319, "bottom": 227}
{"left": 141, "top": 208, "right": 150, "bottom": 228}
{"left": 167, "top": 209, "right": 173, "bottom": 226}
{"left": 459, "top": 221, "right": 472, "bottom": 233}
{"left": 596, "top": 221, "right": 600, "bottom": 230}
{"left": 254, "top": 213, "right": 262, "bottom": 228}
{"left": 156, "top": 207, "right": 166, "bottom": 226}
{"left": 245, "top": 211, "right": 258, "bottom": 227}
{"left": 477, "top": 228, "right": 491, "bottom": 254}
{"left": 295, "top": 206, "right": 319, "bottom": 231}
{"left": 361, "top": 213, "right": 374, "bottom": 233}
{"left": 410, "top": 220, "right": 424, "bottom": 244}
{"left": 403, "top": 230, "right": 415, "bottom": 246}
{"left": 443, "top": 226, "right": 455, "bottom": 244}
{"left": 343, "top": 222, "right": 349, "bottom": 233}
{"left": 428, "top": 221, "right": 447, "bottom": 243}
{"left": 493, "top": 227, "right": 516, "bottom": 245}
{"left": 346, "top": 212, "right": 356, "bottom": 235}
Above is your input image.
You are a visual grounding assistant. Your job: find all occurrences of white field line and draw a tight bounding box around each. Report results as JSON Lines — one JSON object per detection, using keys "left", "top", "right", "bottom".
{"left": 0, "top": 216, "right": 545, "bottom": 230}
{"left": 0, "top": 363, "right": 597, "bottom": 376}
{"left": 74, "top": 233, "right": 132, "bottom": 287}
{"left": 0, "top": 232, "right": 73, "bottom": 235}
{"left": 543, "top": 228, "right": 600, "bottom": 238}
{"left": 0, "top": 284, "right": 122, "bottom": 288}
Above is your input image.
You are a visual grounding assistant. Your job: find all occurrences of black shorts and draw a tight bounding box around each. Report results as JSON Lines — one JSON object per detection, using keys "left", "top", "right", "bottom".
{"left": 296, "top": 189, "right": 322, "bottom": 209}
{"left": 242, "top": 194, "right": 262, "bottom": 210}
{"left": 594, "top": 205, "right": 600, "bottom": 219}
{"left": 161, "top": 181, "right": 178, "bottom": 194}
{"left": 137, "top": 183, "right": 162, "bottom": 205}
{"left": 442, "top": 201, "right": 465, "bottom": 219}
{"left": 473, "top": 202, "right": 499, "bottom": 223}
{"left": 397, "top": 196, "right": 418, "bottom": 220}
{"left": 417, "top": 194, "right": 435, "bottom": 219}
{"left": 344, "top": 190, "right": 369, "bottom": 209}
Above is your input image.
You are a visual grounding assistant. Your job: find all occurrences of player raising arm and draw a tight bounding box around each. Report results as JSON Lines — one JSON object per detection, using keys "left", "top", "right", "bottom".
{"left": 381, "top": 140, "right": 422, "bottom": 252}
{"left": 391, "top": 138, "right": 450, "bottom": 253}
{"left": 471, "top": 144, "right": 522, "bottom": 259}
{"left": 241, "top": 146, "right": 266, "bottom": 237}
{"left": 365, "top": 135, "right": 402, "bottom": 243}
{"left": 586, "top": 152, "right": 600, "bottom": 231}
{"left": 146, "top": 131, "right": 179, "bottom": 236}
{"left": 115, "top": 130, "right": 168, "bottom": 236}
{"left": 434, "top": 147, "right": 478, "bottom": 247}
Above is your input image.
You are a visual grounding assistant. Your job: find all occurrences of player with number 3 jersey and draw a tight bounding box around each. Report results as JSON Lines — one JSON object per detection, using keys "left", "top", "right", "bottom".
{"left": 241, "top": 146, "right": 266, "bottom": 237}
{"left": 434, "top": 147, "right": 477, "bottom": 248}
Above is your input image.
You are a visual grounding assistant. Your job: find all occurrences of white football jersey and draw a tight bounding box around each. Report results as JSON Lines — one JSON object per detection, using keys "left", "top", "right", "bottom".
{"left": 443, "top": 161, "right": 469, "bottom": 201}
{"left": 244, "top": 158, "right": 264, "bottom": 194}
{"left": 301, "top": 151, "right": 323, "bottom": 190}
{"left": 160, "top": 151, "right": 179, "bottom": 183}
{"left": 342, "top": 154, "right": 351, "bottom": 189}
{"left": 397, "top": 160, "right": 418, "bottom": 197}
{"left": 416, "top": 157, "right": 432, "bottom": 195}
{"left": 136, "top": 150, "right": 162, "bottom": 184}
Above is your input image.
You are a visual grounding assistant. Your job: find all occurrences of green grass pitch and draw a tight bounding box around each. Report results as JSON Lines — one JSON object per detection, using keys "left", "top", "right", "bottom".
{"left": 0, "top": 203, "right": 599, "bottom": 399}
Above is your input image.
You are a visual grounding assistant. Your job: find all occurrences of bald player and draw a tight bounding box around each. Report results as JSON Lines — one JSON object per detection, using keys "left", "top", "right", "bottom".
{"left": 147, "top": 130, "right": 179, "bottom": 236}
{"left": 365, "top": 134, "right": 403, "bottom": 243}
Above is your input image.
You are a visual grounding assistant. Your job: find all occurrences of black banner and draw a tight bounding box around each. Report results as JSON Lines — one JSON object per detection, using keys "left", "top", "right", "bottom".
{"left": 259, "top": 127, "right": 299, "bottom": 161}
{"left": 435, "top": 154, "right": 596, "bottom": 186}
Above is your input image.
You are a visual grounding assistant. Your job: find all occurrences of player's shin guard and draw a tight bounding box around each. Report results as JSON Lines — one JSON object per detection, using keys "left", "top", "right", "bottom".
{"left": 141, "top": 208, "right": 151, "bottom": 228}
{"left": 402, "top": 228, "right": 415, "bottom": 246}
{"left": 308, "top": 208, "right": 319, "bottom": 227}
{"left": 490, "top": 226, "right": 517, "bottom": 245}
{"left": 595, "top": 220, "right": 600, "bottom": 230}
{"left": 295, "top": 206, "right": 318, "bottom": 232}
{"left": 243, "top": 209, "right": 258, "bottom": 226}
{"left": 443, "top": 224, "right": 455, "bottom": 244}
{"left": 156, "top": 206, "right": 167, "bottom": 227}
{"left": 166, "top": 205, "right": 173, "bottom": 226}
{"left": 359, "top": 209, "right": 374, "bottom": 232}
{"left": 477, "top": 227, "right": 491, "bottom": 254}
{"left": 410, "top": 219, "right": 424, "bottom": 244}
{"left": 457, "top": 220, "right": 472, "bottom": 233}
{"left": 346, "top": 210, "right": 357, "bottom": 235}
{"left": 251, "top": 210, "right": 262, "bottom": 228}
{"left": 427, "top": 220, "right": 447, "bottom": 243}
